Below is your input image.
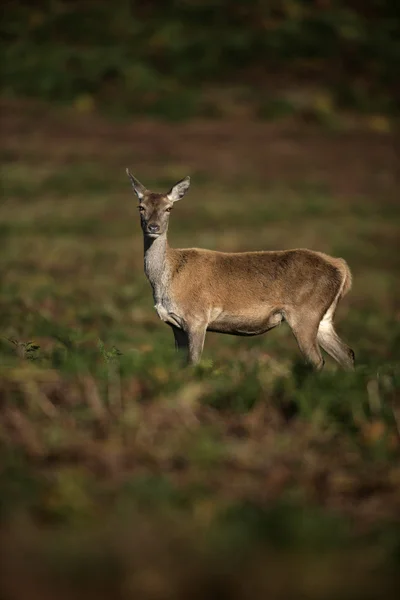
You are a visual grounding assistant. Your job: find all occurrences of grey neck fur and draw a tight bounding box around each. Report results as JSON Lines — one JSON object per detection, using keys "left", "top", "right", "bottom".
{"left": 143, "top": 233, "right": 169, "bottom": 301}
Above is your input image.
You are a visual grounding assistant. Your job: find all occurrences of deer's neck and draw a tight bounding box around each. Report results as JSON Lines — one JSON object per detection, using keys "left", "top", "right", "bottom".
{"left": 143, "top": 233, "right": 170, "bottom": 301}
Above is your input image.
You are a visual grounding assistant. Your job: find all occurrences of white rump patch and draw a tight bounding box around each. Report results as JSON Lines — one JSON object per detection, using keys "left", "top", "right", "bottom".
{"left": 318, "top": 302, "right": 336, "bottom": 333}
{"left": 318, "top": 315, "right": 332, "bottom": 332}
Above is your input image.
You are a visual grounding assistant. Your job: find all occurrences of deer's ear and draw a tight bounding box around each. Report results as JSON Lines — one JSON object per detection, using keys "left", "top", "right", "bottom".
{"left": 126, "top": 168, "right": 146, "bottom": 200}
{"left": 167, "top": 176, "right": 190, "bottom": 203}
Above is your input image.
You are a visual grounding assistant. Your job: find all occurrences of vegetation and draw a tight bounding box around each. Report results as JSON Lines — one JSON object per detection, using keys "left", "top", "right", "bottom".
{"left": 2, "top": 1, "right": 399, "bottom": 120}
{"left": 0, "top": 98, "right": 399, "bottom": 598}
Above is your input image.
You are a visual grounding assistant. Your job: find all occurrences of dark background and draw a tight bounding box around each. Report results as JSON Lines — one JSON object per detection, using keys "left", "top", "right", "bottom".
{"left": 2, "top": 0, "right": 399, "bottom": 121}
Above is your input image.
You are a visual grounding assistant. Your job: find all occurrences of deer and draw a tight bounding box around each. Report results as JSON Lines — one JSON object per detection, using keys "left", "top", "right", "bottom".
{"left": 126, "top": 169, "right": 355, "bottom": 370}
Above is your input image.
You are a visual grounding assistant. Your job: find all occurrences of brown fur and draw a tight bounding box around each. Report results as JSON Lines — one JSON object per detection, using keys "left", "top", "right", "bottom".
{"left": 126, "top": 169, "right": 355, "bottom": 369}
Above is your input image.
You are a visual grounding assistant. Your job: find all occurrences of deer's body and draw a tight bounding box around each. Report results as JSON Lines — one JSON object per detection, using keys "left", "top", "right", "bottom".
{"left": 128, "top": 170, "right": 355, "bottom": 370}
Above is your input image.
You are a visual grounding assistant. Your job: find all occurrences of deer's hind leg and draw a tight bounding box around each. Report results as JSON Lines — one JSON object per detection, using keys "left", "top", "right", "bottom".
{"left": 317, "top": 306, "right": 355, "bottom": 371}
{"left": 285, "top": 311, "right": 325, "bottom": 371}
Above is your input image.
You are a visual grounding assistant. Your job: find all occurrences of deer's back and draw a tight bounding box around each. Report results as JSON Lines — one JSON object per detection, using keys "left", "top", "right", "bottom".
{"left": 169, "top": 247, "right": 344, "bottom": 304}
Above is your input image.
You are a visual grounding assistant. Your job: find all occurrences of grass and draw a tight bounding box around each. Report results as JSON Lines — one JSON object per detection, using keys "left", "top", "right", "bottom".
{"left": 0, "top": 101, "right": 399, "bottom": 599}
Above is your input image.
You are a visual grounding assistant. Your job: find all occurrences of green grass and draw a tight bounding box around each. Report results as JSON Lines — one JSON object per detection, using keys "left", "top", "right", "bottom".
{"left": 0, "top": 106, "right": 399, "bottom": 599}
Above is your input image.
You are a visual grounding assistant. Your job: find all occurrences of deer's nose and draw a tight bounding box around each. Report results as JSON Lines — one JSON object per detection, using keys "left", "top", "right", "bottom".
{"left": 148, "top": 224, "right": 160, "bottom": 233}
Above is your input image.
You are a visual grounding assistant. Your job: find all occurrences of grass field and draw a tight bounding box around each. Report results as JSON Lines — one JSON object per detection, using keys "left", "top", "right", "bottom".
{"left": 1, "top": 99, "right": 399, "bottom": 599}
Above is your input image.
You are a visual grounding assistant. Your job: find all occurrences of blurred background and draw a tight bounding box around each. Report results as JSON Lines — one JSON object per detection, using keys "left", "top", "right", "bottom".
{"left": 1, "top": 2, "right": 400, "bottom": 600}
{"left": 2, "top": 0, "right": 399, "bottom": 122}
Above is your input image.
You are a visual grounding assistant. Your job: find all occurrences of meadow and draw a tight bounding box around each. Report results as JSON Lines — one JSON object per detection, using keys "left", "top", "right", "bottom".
{"left": 1, "top": 98, "right": 399, "bottom": 599}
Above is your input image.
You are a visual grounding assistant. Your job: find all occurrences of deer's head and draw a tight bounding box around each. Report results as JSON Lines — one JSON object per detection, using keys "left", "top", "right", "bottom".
{"left": 126, "top": 169, "right": 190, "bottom": 238}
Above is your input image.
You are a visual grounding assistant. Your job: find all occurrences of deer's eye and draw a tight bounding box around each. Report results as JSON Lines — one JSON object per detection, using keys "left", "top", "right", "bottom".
{"left": 165, "top": 207, "right": 172, "bottom": 213}
{"left": 138, "top": 206, "right": 145, "bottom": 213}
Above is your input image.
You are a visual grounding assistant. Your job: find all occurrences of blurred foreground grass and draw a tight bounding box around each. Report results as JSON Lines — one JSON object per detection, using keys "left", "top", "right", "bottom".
{"left": 0, "top": 102, "right": 399, "bottom": 599}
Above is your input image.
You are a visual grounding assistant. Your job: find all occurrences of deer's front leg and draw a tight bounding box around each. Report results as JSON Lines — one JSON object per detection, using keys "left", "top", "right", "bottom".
{"left": 170, "top": 324, "right": 189, "bottom": 355}
{"left": 187, "top": 324, "right": 207, "bottom": 365}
